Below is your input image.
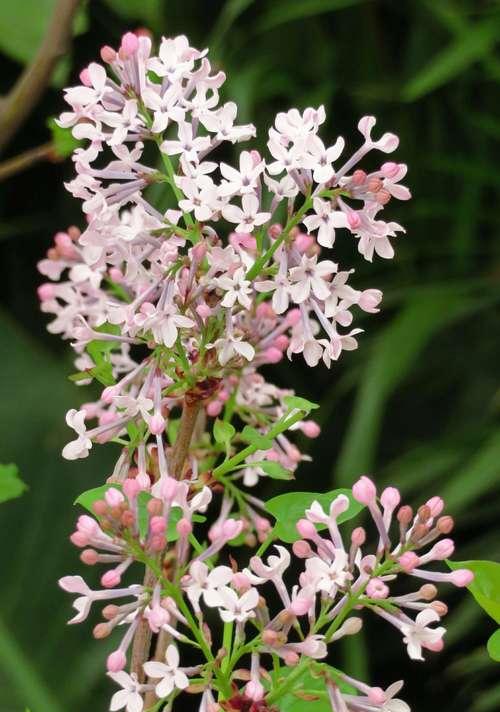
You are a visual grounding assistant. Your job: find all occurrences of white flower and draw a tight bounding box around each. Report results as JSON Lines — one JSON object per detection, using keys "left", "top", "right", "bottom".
{"left": 184, "top": 561, "right": 233, "bottom": 608}
{"left": 250, "top": 545, "right": 290, "bottom": 580}
{"left": 200, "top": 101, "right": 255, "bottom": 143}
{"left": 160, "top": 121, "right": 211, "bottom": 162}
{"left": 211, "top": 335, "right": 255, "bottom": 365}
{"left": 177, "top": 176, "right": 221, "bottom": 222}
{"left": 212, "top": 586, "right": 260, "bottom": 623}
{"left": 305, "top": 551, "right": 352, "bottom": 596}
{"left": 215, "top": 267, "right": 253, "bottom": 309}
{"left": 302, "top": 135, "right": 345, "bottom": 184}
{"left": 108, "top": 671, "right": 144, "bottom": 712}
{"left": 219, "top": 150, "right": 264, "bottom": 197}
{"left": 302, "top": 198, "right": 348, "bottom": 248}
{"left": 382, "top": 681, "right": 411, "bottom": 712}
{"left": 62, "top": 409, "right": 92, "bottom": 460}
{"left": 143, "top": 645, "right": 189, "bottom": 699}
{"left": 400, "top": 609, "right": 446, "bottom": 661}
{"left": 222, "top": 194, "right": 271, "bottom": 233}
{"left": 289, "top": 255, "right": 337, "bottom": 303}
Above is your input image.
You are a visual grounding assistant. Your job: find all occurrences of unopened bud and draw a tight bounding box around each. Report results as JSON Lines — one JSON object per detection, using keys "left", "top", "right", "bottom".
{"left": 93, "top": 622, "right": 111, "bottom": 639}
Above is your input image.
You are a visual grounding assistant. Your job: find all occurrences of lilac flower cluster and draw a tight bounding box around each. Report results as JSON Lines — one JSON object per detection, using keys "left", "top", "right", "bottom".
{"left": 37, "top": 29, "right": 470, "bottom": 712}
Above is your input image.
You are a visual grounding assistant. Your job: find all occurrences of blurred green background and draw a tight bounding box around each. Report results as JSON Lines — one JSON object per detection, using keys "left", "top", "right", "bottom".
{"left": 0, "top": 1, "right": 499, "bottom": 710}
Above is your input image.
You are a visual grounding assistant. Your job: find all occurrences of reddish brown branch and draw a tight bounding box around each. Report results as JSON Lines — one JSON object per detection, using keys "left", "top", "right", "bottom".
{"left": 0, "top": 0, "right": 81, "bottom": 154}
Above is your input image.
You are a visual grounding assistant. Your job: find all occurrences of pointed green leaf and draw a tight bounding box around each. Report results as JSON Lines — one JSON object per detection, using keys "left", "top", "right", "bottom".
{"left": 266, "top": 489, "right": 364, "bottom": 542}
{"left": 0, "top": 464, "right": 27, "bottom": 504}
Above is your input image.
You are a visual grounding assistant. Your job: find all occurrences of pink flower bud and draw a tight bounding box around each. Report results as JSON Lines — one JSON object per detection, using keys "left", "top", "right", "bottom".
{"left": 367, "top": 177, "right": 382, "bottom": 193}
{"left": 300, "top": 420, "right": 321, "bottom": 438}
{"left": 256, "top": 302, "right": 275, "bottom": 319}
{"left": 105, "top": 487, "right": 125, "bottom": 508}
{"left": 149, "top": 413, "right": 165, "bottom": 435}
{"left": 352, "top": 475, "right": 377, "bottom": 505}
{"left": 160, "top": 477, "right": 179, "bottom": 502}
{"left": 176, "top": 517, "right": 193, "bottom": 537}
{"left": 264, "top": 347, "right": 283, "bottom": 364}
{"left": 80, "top": 549, "right": 98, "bottom": 565}
{"left": 359, "top": 289, "right": 383, "bottom": 313}
{"left": 366, "top": 578, "right": 389, "bottom": 599}
{"left": 351, "top": 169, "right": 366, "bottom": 185}
{"left": 100, "top": 45, "right": 116, "bottom": 63}
{"left": 37, "top": 283, "right": 55, "bottom": 301}
{"left": 123, "top": 478, "right": 141, "bottom": 499}
{"left": 255, "top": 516, "right": 271, "bottom": 534}
{"left": 398, "top": 551, "right": 420, "bottom": 572}
{"left": 295, "top": 232, "right": 314, "bottom": 253}
{"left": 283, "top": 651, "right": 299, "bottom": 666}
{"left": 245, "top": 680, "right": 265, "bottom": 701}
{"left": 101, "top": 570, "right": 121, "bottom": 588}
{"left": 77, "top": 515, "right": 99, "bottom": 535}
{"left": 149, "top": 535, "right": 165, "bottom": 552}
{"left": 218, "top": 389, "right": 230, "bottom": 403}
{"left": 150, "top": 516, "right": 167, "bottom": 535}
{"left": 424, "top": 638, "right": 444, "bottom": 652}
{"left": 273, "top": 335, "right": 289, "bottom": 351}
{"left": 376, "top": 188, "right": 391, "bottom": 205}
{"left": 120, "top": 32, "right": 139, "bottom": 57}
{"left": 290, "top": 596, "right": 312, "bottom": 616}
{"left": 296, "top": 518, "right": 316, "bottom": 539}
{"left": 430, "top": 538, "right": 454, "bottom": 560}
{"left": 351, "top": 526, "right": 366, "bottom": 546}
{"left": 70, "top": 532, "right": 88, "bottom": 548}
{"left": 79, "top": 68, "right": 91, "bottom": 86}
{"left": 136, "top": 472, "right": 150, "bottom": 490}
{"left": 293, "top": 540, "right": 312, "bottom": 558}
{"left": 262, "top": 629, "right": 279, "bottom": 646}
{"left": 192, "top": 242, "right": 207, "bottom": 261}
{"left": 206, "top": 400, "right": 223, "bottom": 417}
{"left": 286, "top": 308, "right": 301, "bottom": 327}
{"left": 380, "top": 486, "right": 400, "bottom": 509}
{"left": 222, "top": 519, "right": 243, "bottom": 540}
{"left": 108, "top": 267, "right": 124, "bottom": 283}
{"left": 450, "top": 569, "right": 474, "bottom": 587}
{"left": 101, "top": 385, "right": 118, "bottom": 404}
{"left": 381, "top": 161, "right": 399, "bottom": 178}
{"left": 268, "top": 223, "right": 282, "bottom": 239}
{"left": 426, "top": 496, "right": 444, "bottom": 517}
{"left": 368, "top": 688, "right": 386, "bottom": 705}
{"left": 107, "top": 650, "right": 126, "bottom": 672}
{"left": 347, "top": 211, "right": 361, "bottom": 230}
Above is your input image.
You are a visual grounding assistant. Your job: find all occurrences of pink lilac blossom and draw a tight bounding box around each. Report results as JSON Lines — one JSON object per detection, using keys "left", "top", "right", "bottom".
{"left": 37, "top": 29, "right": 470, "bottom": 712}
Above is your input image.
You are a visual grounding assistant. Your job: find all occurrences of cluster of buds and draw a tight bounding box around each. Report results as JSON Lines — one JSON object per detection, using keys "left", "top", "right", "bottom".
{"left": 60, "top": 475, "right": 472, "bottom": 712}
{"left": 37, "top": 27, "right": 471, "bottom": 712}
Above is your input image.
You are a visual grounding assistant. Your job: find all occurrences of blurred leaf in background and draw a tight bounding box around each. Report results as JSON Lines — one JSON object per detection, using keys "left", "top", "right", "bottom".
{"left": 0, "top": 1, "right": 499, "bottom": 711}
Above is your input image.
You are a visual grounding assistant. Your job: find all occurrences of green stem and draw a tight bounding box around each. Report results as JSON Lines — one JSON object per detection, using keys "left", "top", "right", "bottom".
{"left": 213, "top": 410, "right": 305, "bottom": 478}
{"left": 266, "top": 657, "right": 310, "bottom": 704}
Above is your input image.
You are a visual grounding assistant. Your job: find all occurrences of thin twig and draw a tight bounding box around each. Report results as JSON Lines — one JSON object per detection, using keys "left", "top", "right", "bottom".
{"left": 0, "top": 143, "right": 56, "bottom": 182}
{"left": 0, "top": 0, "right": 81, "bottom": 154}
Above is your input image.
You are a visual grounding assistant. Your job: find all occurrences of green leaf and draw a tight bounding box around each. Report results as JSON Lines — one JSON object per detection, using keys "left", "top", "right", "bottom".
{"left": 213, "top": 419, "right": 236, "bottom": 446}
{"left": 74, "top": 484, "right": 118, "bottom": 511}
{"left": 283, "top": 395, "right": 320, "bottom": 413}
{"left": 258, "top": 461, "right": 294, "bottom": 480}
{"left": 47, "top": 118, "right": 82, "bottom": 159}
{"left": 266, "top": 489, "right": 364, "bottom": 542}
{"left": 448, "top": 560, "right": 500, "bottom": 624}
{"left": 240, "top": 425, "right": 273, "bottom": 450}
{"left": 402, "top": 19, "right": 500, "bottom": 101}
{"left": 0, "top": 463, "right": 27, "bottom": 504}
{"left": 256, "top": 0, "right": 367, "bottom": 33}
{"left": 268, "top": 663, "right": 355, "bottom": 711}
{"left": 487, "top": 629, "right": 500, "bottom": 662}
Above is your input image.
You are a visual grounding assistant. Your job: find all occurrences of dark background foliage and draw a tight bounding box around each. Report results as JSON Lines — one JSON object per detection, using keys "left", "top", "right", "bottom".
{"left": 0, "top": 1, "right": 499, "bottom": 710}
